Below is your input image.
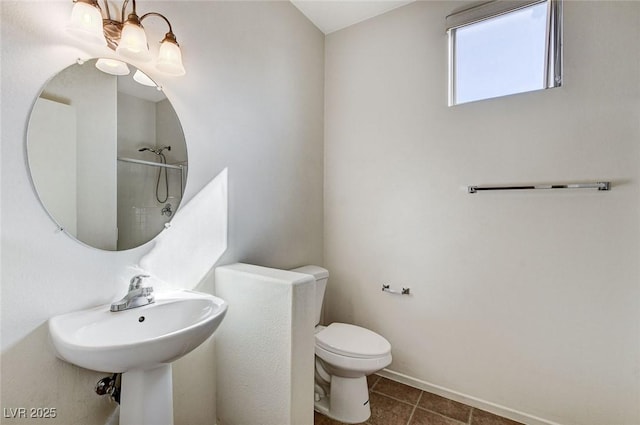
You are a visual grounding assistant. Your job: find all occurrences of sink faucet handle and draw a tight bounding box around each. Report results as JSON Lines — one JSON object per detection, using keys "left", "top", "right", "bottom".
{"left": 129, "top": 274, "right": 151, "bottom": 290}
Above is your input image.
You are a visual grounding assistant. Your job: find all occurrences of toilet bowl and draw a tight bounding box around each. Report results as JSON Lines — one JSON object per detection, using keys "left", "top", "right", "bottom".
{"left": 291, "top": 266, "right": 392, "bottom": 424}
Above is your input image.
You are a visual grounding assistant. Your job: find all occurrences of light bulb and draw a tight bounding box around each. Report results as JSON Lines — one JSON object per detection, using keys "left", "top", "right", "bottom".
{"left": 156, "top": 34, "right": 186, "bottom": 76}
{"left": 133, "top": 70, "right": 157, "bottom": 87}
{"left": 67, "top": 0, "right": 106, "bottom": 45}
{"left": 95, "top": 58, "right": 130, "bottom": 76}
{"left": 115, "top": 15, "right": 151, "bottom": 62}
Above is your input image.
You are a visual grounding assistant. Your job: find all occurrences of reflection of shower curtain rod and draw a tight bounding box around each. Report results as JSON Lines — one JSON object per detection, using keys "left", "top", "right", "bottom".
{"left": 117, "top": 157, "right": 185, "bottom": 170}
{"left": 118, "top": 156, "right": 186, "bottom": 198}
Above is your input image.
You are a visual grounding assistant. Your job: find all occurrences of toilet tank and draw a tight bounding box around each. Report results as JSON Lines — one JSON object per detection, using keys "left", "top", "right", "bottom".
{"left": 291, "top": 265, "right": 329, "bottom": 326}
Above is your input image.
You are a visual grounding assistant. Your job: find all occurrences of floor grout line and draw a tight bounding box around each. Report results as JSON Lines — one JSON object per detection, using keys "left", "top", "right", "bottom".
{"left": 369, "top": 376, "right": 380, "bottom": 392}
{"left": 370, "top": 389, "right": 420, "bottom": 407}
{"left": 405, "top": 390, "right": 423, "bottom": 425}
{"left": 417, "top": 406, "right": 469, "bottom": 425}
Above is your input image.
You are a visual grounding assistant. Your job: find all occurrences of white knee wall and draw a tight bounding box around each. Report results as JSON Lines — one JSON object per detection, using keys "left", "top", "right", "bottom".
{"left": 214, "top": 263, "right": 316, "bottom": 425}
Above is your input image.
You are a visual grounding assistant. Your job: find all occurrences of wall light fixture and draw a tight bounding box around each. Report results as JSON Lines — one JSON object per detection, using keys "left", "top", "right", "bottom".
{"left": 67, "top": 0, "right": 186, "bottom": 76}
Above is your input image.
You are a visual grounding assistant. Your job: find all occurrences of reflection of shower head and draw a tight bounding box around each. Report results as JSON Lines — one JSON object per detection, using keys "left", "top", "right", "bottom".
{"left": 138, "top": 146, "right": 171, "bottom": 155}
{"left": 138, "top": 145, "right": 172, "bottom": 204}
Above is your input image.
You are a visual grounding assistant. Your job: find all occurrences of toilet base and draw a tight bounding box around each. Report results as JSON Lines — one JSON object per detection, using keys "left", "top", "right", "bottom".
{"left": 314, "top": 375, "right": 370, "bottom": 424}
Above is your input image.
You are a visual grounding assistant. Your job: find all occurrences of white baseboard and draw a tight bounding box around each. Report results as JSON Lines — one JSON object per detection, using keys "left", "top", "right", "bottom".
{"left": 376, "top": 369, "right": 565, "bottom": 425}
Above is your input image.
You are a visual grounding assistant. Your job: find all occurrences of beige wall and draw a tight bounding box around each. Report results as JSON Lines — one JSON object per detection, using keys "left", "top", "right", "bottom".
{"left": 0, "top": 1, "right": 324, "bottom": 424}
{"left": 324, "top": 2, "right": 639, "bottom": 425}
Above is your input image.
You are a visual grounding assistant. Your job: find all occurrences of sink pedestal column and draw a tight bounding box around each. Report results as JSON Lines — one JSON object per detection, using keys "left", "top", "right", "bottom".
{"left": 120, "top": 364, "right": 173, "bottom": 425}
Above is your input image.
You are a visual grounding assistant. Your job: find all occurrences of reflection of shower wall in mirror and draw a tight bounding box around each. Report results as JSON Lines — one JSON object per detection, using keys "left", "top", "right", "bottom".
{"left": 118, "top": 92, "right": 156, "bottom": 158}
{"left": 157, "top": 99, "right": 187, "bottom": 165}
{"left": 116, "top": 93, "right": 185, "bottom": 250}
{"left": 116, "top": 161, "right": 183, "bottom": 250}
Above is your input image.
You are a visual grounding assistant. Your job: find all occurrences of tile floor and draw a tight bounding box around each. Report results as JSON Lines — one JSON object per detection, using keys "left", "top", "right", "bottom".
{"left": 314, "top": 375, "right": 524, "bottom": 425}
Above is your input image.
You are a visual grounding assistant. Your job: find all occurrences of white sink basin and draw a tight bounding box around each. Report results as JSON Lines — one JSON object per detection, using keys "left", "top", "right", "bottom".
{"left": 49, "top": 289, "right": 227, "bottom": 373}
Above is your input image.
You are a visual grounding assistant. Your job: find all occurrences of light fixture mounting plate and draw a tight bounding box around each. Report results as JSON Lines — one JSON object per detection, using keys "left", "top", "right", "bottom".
{"left": 102, "top": 19, "right": 123, "bottom": 50}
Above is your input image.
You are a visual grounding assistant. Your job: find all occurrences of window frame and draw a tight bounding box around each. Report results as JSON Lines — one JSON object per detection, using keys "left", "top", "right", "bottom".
{"left": 446, "top": 0, "right": 562, "bottom": 106}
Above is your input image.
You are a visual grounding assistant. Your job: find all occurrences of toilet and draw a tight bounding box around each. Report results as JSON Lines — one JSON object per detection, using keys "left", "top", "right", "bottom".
{"left": 291, "top": 265, "right": 392, "bottom": 424}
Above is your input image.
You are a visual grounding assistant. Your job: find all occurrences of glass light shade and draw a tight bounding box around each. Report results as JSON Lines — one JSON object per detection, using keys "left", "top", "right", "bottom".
{"left": 116, "top": 22, "right": 151, "bottom": 62}
{"left": 95, "top": 58, "right": 130, "bottom": 76}
{"left": 156, "top": 40, "right": 186, "bottom": 76}
{"left": 133, "top": 70, "right": 157, "bottom": 87}
{"left": 67, "top": 1, "right": 106, "bottom": 45}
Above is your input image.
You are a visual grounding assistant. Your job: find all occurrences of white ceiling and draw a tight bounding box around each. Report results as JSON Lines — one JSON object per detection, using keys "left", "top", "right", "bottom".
{"left": 290, "top": 0, "right": 415, "bottom": 34}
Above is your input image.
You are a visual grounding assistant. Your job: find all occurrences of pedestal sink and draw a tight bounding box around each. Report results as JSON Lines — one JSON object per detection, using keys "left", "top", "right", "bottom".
{"left": 48, "top": 289, "right": 228, "bottom": 425}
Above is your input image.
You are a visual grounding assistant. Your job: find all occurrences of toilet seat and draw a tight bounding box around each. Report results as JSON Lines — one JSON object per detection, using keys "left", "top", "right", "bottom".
{"left": 315, "top": 323, "right": 391, "bottom": 359}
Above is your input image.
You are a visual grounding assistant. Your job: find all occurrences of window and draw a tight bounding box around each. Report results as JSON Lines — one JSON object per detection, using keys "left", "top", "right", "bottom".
{"left": 447, "top": 0, "right": 562, "bottom": 105}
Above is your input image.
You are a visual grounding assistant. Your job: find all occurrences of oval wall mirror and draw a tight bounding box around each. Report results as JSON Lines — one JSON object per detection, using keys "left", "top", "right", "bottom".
{"left": 27, "top": 58, "right": 187, "bottom": 251}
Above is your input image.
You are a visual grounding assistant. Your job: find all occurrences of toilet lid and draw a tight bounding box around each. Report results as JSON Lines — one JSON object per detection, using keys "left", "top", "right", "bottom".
{"left": 315, "top": 323, "right": 391, "bottom": 359}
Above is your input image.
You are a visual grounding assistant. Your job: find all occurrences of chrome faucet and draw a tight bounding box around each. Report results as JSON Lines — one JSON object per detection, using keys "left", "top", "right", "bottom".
{"left": 110, "top": 275, "right": 155, "bottom": 312}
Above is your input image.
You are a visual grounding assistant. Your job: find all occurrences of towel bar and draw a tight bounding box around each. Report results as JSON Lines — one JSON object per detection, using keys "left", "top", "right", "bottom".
{"left": 468, "top": 182, "right": 610, "bottom": 194}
